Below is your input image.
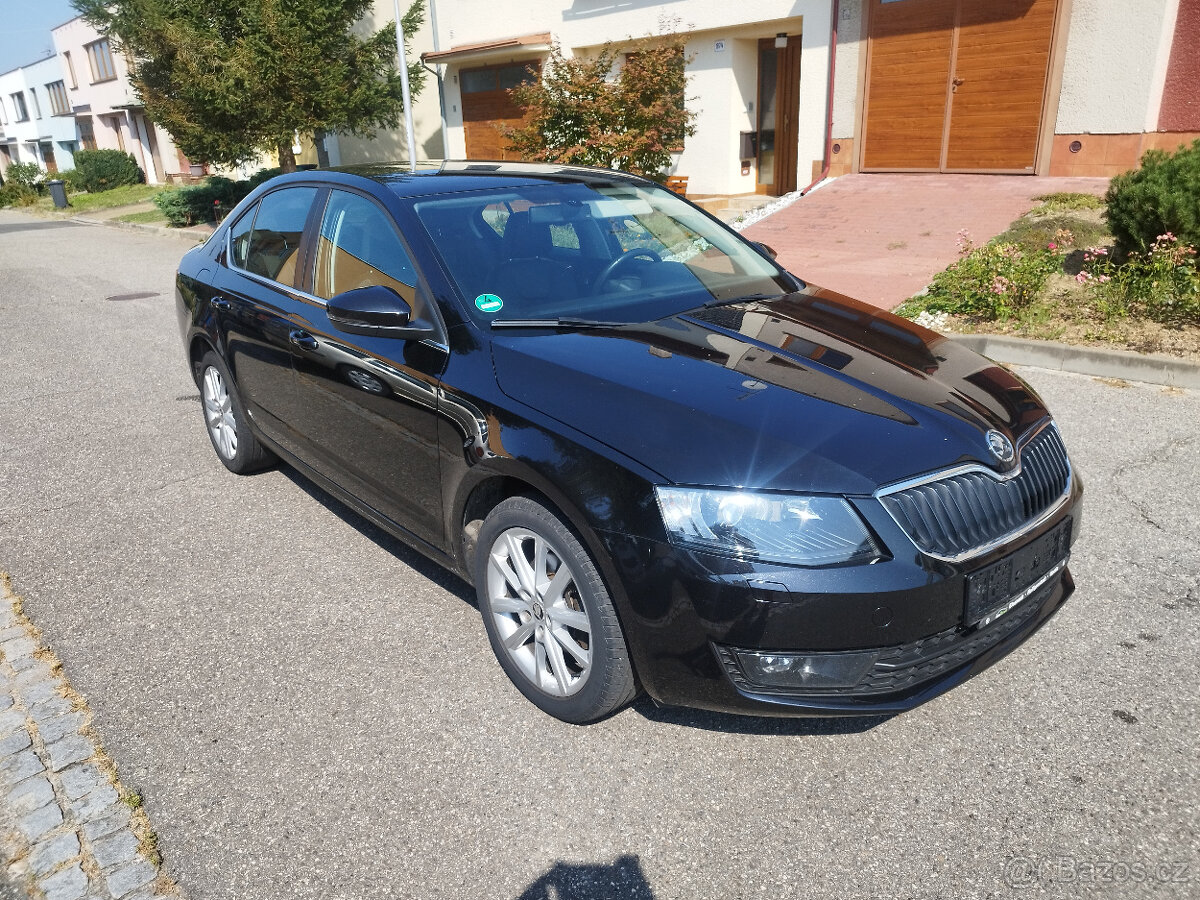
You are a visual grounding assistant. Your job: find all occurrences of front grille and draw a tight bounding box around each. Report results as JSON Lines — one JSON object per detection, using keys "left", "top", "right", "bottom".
{"left": 878, "top": 424, "right": 1071, "bottom": 560}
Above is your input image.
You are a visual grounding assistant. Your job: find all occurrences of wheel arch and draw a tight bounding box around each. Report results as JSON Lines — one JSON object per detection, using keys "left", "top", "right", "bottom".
{"left": 455, "top": 468, "right": 645, "bottom": 685}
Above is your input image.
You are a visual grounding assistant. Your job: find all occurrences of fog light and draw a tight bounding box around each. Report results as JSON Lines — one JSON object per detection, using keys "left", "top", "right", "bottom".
{"left": 734, "top": 649, "right": 879, "bottom": 689}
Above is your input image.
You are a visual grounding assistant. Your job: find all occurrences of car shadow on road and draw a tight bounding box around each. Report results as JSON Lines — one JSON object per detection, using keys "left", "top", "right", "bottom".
{"left": 515, "top": 855, "right": 655, "bottom": 899}
{"left": 631, "top": 696, "right": 892, "bottom": 736}
{"left": 280, "top": 468, "right": 895, "bottom": 737}
{"left": 278, "top": 468, "right": 479, "bottom": 608}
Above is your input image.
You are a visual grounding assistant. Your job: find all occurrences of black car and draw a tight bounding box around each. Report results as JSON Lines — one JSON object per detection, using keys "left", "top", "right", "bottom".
{"left": 175, "top": 161, "right": 1082, "bottom": 723}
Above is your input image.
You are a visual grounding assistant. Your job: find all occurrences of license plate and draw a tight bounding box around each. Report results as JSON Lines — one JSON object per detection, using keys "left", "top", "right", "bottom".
{"left": 966, "top": 518, "right": 1072, "bottom": 626}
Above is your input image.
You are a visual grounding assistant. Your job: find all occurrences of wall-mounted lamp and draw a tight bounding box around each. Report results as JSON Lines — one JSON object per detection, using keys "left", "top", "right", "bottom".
{"left": 775, "top": 33, "right": 788, "bottom": 49}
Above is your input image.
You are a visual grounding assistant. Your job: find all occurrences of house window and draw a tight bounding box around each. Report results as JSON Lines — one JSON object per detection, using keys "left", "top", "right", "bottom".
{"left": 86, "top": 38, "right": 117, "bottom": 83}
{"left": 29, "top": 88, "right": 42, "bottom": 119}
{"left": 0, "top": 97, "right": 6, "bottom": 125}
{"left": 78, "top": 117, "right": 97, "bottom": 151}
{"left": 63, "top": 52, "right": 78, "bottom": 89}
{"left": 47, "top": 82, "right": 71, "bottom": 116}
{"left": 10, "top": 92, "right": 29, "bottom": 122}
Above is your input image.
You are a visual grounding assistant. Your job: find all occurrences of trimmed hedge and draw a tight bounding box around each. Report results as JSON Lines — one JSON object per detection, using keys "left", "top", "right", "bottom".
{"left": 71, "top": 149, "right": 143, "bottom": 193}
{"left": 153, "top": 168, "right": 284, "bottom": 227}
{"left": 1105, "top": 140, "right": 1200, "bottom": 256}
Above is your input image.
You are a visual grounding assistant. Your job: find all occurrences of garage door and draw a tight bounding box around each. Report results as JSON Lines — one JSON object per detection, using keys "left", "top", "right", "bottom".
{"left": 862, "top": 0, "right": 1060, "bottom": 173}
{"left": 462, "top": 62, "right": 540, "bottom": 160}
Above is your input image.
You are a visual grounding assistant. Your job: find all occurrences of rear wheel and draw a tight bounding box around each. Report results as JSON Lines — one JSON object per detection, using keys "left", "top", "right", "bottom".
{"left": 475, "top": 496, "right": 636, "bottom": 723}
{"left": 198, "top": 350, "right": 276, "bottom": 474}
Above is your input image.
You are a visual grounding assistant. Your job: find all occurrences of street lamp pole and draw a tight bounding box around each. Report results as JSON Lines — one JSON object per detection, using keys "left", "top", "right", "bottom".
{"left": 393, "top": 0, "right": 419, "bottom": 173}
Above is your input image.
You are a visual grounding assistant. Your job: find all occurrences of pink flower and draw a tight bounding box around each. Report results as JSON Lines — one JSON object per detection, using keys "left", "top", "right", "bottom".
{"left": 1075, "top": 272, "right": 1092, "bottom": 284}
{"left": 1048, "top": 242, "right": 1058, "bottom": 250}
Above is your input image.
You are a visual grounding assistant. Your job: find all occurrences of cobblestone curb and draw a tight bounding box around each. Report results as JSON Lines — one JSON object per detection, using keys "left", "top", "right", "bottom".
{"left": 0, "top": 575, "right": 179, "bottom": 900}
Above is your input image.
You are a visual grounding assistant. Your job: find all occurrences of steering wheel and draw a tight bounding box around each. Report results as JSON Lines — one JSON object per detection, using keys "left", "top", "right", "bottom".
{"left": 594, "top": 249, "right": 661, "bottom": 293}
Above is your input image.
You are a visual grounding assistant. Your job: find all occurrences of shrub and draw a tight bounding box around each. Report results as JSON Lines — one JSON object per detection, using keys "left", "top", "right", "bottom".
{"left": 4, "top": 162, "right": 44, "bottom": 189}
{"left": 71, "top": 149, "right": 143, "bottom": 193}
{"left": 0, "top": 181, "right": 38, "bottom": 208}
{"left": 905, "top": 231, "right": 1063, "bottom": 320}
{"left": 61, "top": 168, "right": 91, "bottom": 193}
{"left": 153, "top": 175, "right": 254, "bottom": 227}
{"left": 1079, "top": 234, "right": 1200, "bottom": 325}
{"left": 246, "top": 167, "right": 282, "bottom": 189}
{"left": 1105, "top": 140, "right": 1200, "bottom": 256}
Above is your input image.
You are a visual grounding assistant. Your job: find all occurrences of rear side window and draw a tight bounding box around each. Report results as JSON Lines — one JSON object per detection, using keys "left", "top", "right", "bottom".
{"left": 234, "top": 187, "right": 318, "bottom": 285}
{"left": 312, "top": 190, "right": 419, "bottom": 309}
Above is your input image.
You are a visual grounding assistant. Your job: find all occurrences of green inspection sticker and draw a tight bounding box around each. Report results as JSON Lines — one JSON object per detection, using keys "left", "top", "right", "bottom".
{"left": 475, "top": 293, "right": 504, "bottom": 313}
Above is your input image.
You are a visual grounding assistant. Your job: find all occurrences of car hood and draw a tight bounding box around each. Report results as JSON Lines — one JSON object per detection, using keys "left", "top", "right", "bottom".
{"left": 490, "top": 286, "right": 1050, "bottom": 494}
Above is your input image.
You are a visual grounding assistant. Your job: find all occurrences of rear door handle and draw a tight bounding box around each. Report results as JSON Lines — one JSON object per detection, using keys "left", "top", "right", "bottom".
{"left": 211, "top": 296, "right": 231, "bottom": 310}
{"left": 289, "top": 330, "right": 319, "bottom": 350}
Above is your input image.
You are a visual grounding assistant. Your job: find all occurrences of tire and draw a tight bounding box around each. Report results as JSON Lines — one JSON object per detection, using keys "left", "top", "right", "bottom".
{"left": 197, "top": 350, "right": 276, "bottom": 475}
{"left": 475, "top": 496, "right": 637, "bottom": 723}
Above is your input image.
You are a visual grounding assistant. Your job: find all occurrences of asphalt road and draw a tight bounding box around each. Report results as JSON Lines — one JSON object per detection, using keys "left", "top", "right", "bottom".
{"left": 0, "top": 210, "right": 1196, "bottom": 900}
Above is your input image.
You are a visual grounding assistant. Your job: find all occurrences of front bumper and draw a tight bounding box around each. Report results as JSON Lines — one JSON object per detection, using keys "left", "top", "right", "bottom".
{"left": 599, "top": 494, "right": 1081, "bottom": 717}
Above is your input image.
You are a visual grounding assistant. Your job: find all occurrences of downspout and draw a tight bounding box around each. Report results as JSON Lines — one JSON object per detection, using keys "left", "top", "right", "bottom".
{"left": 800, "top": 0, "right": 839, "bottom": 195}
{"left": 425, "top": 0, "right": 449, "bottom": 160}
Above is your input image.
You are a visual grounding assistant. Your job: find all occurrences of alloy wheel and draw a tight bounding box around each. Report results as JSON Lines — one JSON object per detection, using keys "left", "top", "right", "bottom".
{"left": 202, "top": 365, "right": 238, "bottom": 460}
{"left": 485, "top": 527, "right": 593, "bottom": 697}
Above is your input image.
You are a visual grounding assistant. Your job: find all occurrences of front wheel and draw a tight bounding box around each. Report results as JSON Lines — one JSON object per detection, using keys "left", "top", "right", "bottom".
{"left": 475, "top": 496, "right": 637, "bottom": 723}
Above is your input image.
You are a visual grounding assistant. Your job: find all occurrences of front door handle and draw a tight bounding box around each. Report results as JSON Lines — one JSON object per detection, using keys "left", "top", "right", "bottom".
{"left": 211, "top": 296, "right": 231, "bottom": 310}
{"left": 289, "top": 330, "right": 319, "bottom": 351}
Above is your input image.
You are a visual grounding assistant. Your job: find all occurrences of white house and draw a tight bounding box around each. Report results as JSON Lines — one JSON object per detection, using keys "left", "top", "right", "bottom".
{"left": 0, "top": 55, "right": 79, "bottom": 176}
{"left": 50, "top": 15, "right": 186, "bottom": 185}
{"left": 405, "top": 0, "right": 1200, "bottom": 195}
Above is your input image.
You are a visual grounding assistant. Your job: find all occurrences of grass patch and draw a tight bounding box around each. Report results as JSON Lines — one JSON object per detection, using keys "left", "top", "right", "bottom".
{"left": 994, "top": 211, "right": 1110, "bottom": 253}
{"left": 115, "top": 208, "right": 169, "bottom": 225}
{"left": 34, "top": 183, "right": 177, "bottom": 215}
{"left": 1032, "top": 192, "right": 1105, "bottom": 212}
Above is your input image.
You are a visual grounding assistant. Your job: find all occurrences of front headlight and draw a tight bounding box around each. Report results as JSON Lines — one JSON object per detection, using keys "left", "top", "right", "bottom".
{"left": 654, "top": 487, "right": 882, "bottom": 567}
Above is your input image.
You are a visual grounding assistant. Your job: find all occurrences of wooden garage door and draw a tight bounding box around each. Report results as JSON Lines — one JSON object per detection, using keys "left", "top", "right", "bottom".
{"left": 462, "top": 61, "right": 540, "bottom": 160}
{"left": 862, "top": 0, "right": 1059, "bottom": 173}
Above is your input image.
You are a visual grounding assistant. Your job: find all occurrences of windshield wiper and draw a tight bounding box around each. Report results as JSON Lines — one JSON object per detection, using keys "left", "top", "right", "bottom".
{"left": 489, "top": 317, "right": 630, "bottom": 330}
{"left": 700, "top": 292, "right": 785, "bottom": 310}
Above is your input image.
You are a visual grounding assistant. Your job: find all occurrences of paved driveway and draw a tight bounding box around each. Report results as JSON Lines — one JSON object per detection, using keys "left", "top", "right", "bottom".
{"left": 0, "top": 211, "right": 1196, "bottom": 899}
{"left": 744, "top": 174, "right": 1110, "bottom": 309}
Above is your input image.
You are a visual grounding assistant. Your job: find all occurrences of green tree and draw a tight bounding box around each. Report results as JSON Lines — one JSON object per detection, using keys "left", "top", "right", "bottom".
{"left": 503, "top": 34, "right": 696, "bottom": 180}
{"left": 72, "top": 0, "right": 426, "bottom": 173}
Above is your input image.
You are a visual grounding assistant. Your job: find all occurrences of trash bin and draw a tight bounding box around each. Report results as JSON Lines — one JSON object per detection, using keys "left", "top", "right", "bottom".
{"left": 47, "top": 180, "right": 69, "bottom": 209}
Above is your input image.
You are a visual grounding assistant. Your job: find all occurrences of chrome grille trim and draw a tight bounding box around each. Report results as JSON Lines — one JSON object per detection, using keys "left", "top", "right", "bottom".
{"left": 875, "top": 421, "right": 1072, "bottom": 563}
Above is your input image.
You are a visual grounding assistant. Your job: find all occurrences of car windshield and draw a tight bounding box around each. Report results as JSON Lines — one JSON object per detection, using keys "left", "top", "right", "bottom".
{"left": 412, "top": 181, "right": 794, "bottom": 325}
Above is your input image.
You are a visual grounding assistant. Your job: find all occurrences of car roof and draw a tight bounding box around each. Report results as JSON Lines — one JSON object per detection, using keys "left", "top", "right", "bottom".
{"left": 292, "top": 160, "right": 652, "bottom": 199}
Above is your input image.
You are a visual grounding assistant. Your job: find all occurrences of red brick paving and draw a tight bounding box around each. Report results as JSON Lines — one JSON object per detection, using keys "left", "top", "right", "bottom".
{"left": 743, "top": 174, "right": 1110, "bottom": 310}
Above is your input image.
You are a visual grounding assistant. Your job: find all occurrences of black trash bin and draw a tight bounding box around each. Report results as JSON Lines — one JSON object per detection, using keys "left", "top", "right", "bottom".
{"left": 47, "top": 179, "right": 69, "bottom": 209}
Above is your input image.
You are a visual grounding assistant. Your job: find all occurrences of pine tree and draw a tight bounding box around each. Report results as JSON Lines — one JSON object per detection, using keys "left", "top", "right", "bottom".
{"left": 73, "top": 0, "right": 425, "bottom": 172}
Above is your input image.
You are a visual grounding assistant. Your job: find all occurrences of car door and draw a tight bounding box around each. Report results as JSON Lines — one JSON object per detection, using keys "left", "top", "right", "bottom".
{"left": 287, "top": 188, "right": 448, "bottom": 547}
{"left": 214, "top": 186, "right": 321, "bottom": 455}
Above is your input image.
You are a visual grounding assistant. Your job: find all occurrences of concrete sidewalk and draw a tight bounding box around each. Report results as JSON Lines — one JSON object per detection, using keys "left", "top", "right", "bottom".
{"left": 744, "top": 174, "right": 1111, "bottom": 310}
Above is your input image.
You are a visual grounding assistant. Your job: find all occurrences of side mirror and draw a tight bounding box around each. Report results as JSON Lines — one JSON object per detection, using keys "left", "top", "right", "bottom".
{"left": 327, "top": 285, "right": 435, "bottom": 339}
{"left": 753, "top": 241, "right": 779, "bottom": 260}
